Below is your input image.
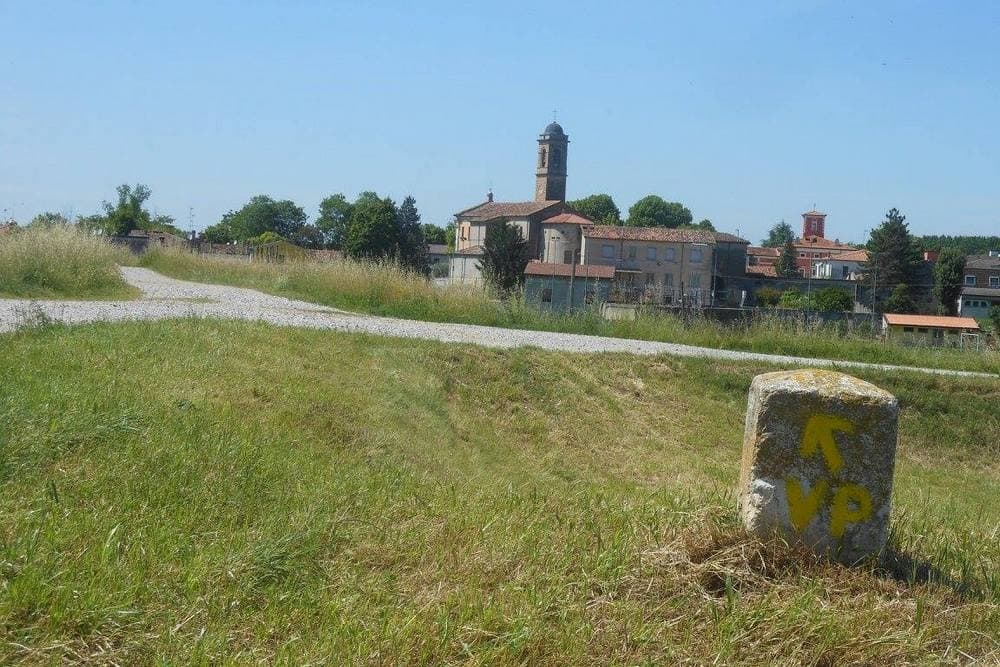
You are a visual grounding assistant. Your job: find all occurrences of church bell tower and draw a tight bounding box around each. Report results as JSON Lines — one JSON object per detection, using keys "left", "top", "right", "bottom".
{"left": 534, "top": 121, "right": 569, "bottom": 202}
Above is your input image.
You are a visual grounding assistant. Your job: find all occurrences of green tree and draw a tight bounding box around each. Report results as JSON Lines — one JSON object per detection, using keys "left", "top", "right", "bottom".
{"left": 477, "top": 221, "right": 530, "bottom": 292}
{"left": 862, "top": 208, "right": 920, "bottom": 302}
{"left": 344, "top": 192, "right": 399, "bottom": 260}
{"left": 422, "top": 224, "right": 447, "bottom": 245}
{"left": 396, "top": 195, "right": 428, "bottom": 273}
{"left": 884, "top": 283, "right": 917, "bottom": 313}
{"left": 813, "top": 287, "right": 853, "bottom": 312}
{"left": 199, "top": 221, "right": 233, "bottom": 243}
{"left": 761, "top": 221, "right": 795, "bottom": 247}
{"left": 221, "top": 195, "right": 307, "bottom": 241}
{"left": 932, "top": 248, "right": 965, "bottom": 315}
{"left": 568, "top": 194, "right": 621, "bottom": 224}
{"left": 987, "top": 305, "right": 1000, "bottom": 334}
{"left": 695, "top": 218, "right": 715, "bottom": 231}
{"left": 316, "top": 193, "right": 354, "bottom": 249}
{"left": 775, "top": 240, "right": 799, "bottom": 277}
{"left": 445, "top": 221, "right": 456, "bottom": 252}
{"left": 93, "top": 183, "right": 153, "bottom": 236}
{"left": 626, "top": 195, "right": 692, "bottom": 228}
{"left": 28, "top": 212, "right": 71, "bottom": 228}
{"left": 755, "top": 286, "right": 782, "bottom": 307}
{"left": 288, "top": 224, "right": 325, "bottom": 249}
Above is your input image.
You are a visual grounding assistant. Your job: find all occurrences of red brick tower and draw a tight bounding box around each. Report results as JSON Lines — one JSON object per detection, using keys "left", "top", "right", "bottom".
{"left": 801, "top": 210, "right": 826, "bottom": 239}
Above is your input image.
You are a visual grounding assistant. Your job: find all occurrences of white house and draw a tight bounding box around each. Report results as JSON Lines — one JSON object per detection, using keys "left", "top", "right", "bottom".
{"left": 812, "top": 249, "right": 868, "bottom": 280}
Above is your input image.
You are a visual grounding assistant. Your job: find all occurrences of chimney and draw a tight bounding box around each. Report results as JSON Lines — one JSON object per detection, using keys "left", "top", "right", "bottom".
{"left": 487, "top": 189, "right": 494, "bottom": 203}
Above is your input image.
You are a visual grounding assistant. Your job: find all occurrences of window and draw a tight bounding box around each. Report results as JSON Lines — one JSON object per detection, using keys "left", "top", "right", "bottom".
{"left": 990, "top": 276, "right": 999, "bottom": 287}
{"left": 690, "top": 248, "right": 703, "bottom": 262}
{"left": 563, "top": 249, "right": 573, "bottom": 264}
{"left": 628, "top": 246, "right": 637, "bottom": 259}
{"left": 663, "top": 273, "right": 674, "bottom": 287}
{"left": 541, "top": 288, "right": 552, "bottom": 303}
{"left": 645, "top": 272, "right": 656, "bottom": 285}
{"left": 664, "top": 247, "right": 676, "bottom": 261}
{"left": 799, "top": 252, "right": 806, "bottom": 258}
{"left": 933, "top": 329, "right": 944, "bottom": 339}
{"left": 965, "top": 275, "right": 976, "bottom": 285}
{"left": 903, "top": 327, "right": 914, "bottom": 333}
{"left": 601, "top": 244, "right": 615, "bottom": 259}
{"left": 917, "top": 328, "right": 928, "bottom": 333}
{"left": 647, "top": 246, "right": 657, "bottom": 261}
{"left": 538, "top": 147, "right": 547, "bottom": 168}
{"left": 690, "top": 274, "right": 701, "bottom": 288}
{"left": 841, "top": 265, "right": 849, "bottom": 278}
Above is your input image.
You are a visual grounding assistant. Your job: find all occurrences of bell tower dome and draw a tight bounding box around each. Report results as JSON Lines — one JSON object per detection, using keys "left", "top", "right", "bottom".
{"left": 534, "top": 121, "right": 569, "bottom": 202}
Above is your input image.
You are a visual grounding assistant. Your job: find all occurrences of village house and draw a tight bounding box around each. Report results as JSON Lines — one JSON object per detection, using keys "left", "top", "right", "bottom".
{"left": 958, "top": 251, "right": 1000, "bottom": 317}
{"left": 812, "top": 249, "right": 869, "bottom": 280}
{"left": 882, "top": 313, "right": 981, "bottom": 347}
{"left": 523, "top": 261, "right": 615, "bottom": 312}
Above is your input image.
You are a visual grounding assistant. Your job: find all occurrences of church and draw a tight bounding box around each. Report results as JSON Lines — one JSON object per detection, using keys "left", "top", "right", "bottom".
{"left": 449, "top": 121, "right": 595, "bottom": 283}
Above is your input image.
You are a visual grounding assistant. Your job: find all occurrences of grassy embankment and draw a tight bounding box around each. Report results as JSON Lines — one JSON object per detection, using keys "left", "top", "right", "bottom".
{"left": 0, "top": 226, "right": 137, "bottom": 300}
{"left": 140, "top": 248, "right": 1000, "bottom": 374}
{"left": 1, "top": 318, "right": 997, "bottom": 663}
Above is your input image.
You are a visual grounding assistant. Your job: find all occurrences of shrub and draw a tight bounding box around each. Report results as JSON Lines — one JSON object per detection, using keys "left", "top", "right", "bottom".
{"left": 755, "top": 287, "right": 782, "bottom": 307}
{"left": 0, "top": 225, "right": 133, "bottom": 298}
{"left": 813, "top": 287, "right": 854, "bottom": 312}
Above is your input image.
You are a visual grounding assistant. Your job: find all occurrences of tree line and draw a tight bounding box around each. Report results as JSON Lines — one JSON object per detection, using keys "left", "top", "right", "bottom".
{"left": 567, "top": 193, "right": 714, "bottom": 230}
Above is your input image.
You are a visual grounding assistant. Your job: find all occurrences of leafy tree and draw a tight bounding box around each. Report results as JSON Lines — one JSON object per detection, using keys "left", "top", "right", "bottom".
{"left": 884, "top": 283, "right": 917, "bottom": 313}
{"left": 422, "top": 224, "right": 447, "bottom": 245}
{"left": 221, "top": 195, "right": 308, "bottom": 241}
{"left": 915, "top": 235, "right": 1000, "bottom": 256}
{"left": 199, "top": 222, "right": 233, "bottom": 243}
{"left": 316, "top": 193, "right": 354, "bottom": 249}
{"left": 933, "top": 248, "right": 966, "bottom": 315}
{"left": 987, "top": 305, "right": 1000, "bottom": 334}
{"left": 775, "top": 240, "right": 800, "bottom": 277}
{"left": 813, "top": 287, "right": 853, "bottom": 312}
{"left": 343, "top": 192, "right": 399, "bottom": 260}
{"left": 445, "top": 221, "right": 457, "bottom": 252}
{"left": 92, "top": 183, "right": 153, "bottom": 236}
{"left": 626, "top": 195, "right": 692, "bottom": 228}
{"left": 778, "top": 288, "right": 807, "bottom": 309}
{"left": 147, "top": 213, "right": 186, "bottom": 236}
{"left": 396, "top": 195, "right": 428, "bottom": 272}
{"left": 477, "top": 221, "right": 530, "bottom": 292}
{"left": 568, "top": 194, "right": 621, "bottom": 224}
{"left": 761, "top": 221, "right": 795, "bottom": 247}
{"left": 695, "top": 218, "right": 715, "bottom": 231}
{"left": 28, "top": 212, "right": 70, "bottom": 228}
{"left": 862, "top": 208, "right": 920, "bottom": 301}
{"left": 288, "top": 224, "right": 325, "bottom": 249}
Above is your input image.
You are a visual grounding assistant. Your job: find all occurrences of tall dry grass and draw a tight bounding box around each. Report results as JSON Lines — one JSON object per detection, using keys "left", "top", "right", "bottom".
{"left": 0, "top": 225, "right": 135, "bottom": 299}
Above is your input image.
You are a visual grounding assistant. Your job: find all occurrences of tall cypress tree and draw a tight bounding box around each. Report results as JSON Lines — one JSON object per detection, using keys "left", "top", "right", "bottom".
{"left": 932, "top": 248, "right": 965, "bottom": 315}
{"left": 775, "top": 240, "right": 799, "bottom": 277}
{"left": 395, "top": 195, "right": 428, "bottom": 273}
{"left": 477, "top": 221, "right": 530, "bottom": 292}
{"left": 862, "top": 208, "right": 920, "bottom": 306}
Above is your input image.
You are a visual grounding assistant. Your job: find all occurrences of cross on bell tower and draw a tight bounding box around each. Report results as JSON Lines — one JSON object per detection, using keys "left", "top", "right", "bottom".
{"left": 534, "top": 119, "right": 569, "bottom": 202}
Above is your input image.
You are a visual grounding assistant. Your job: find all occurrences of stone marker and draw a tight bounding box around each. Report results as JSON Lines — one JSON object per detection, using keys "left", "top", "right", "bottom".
{"left": 738, "top": 369, "right": 899, "bottom": 564}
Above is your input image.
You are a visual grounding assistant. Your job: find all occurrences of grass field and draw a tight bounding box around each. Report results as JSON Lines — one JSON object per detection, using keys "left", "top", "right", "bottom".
{"left": 139, "top": 248, "right": 1000, "bottom": 375}
{"left": 0, "top": 226, "right": 137, "bottom": 300}
{"left": 1, "top": 318, "right": 997, "bottom": 664}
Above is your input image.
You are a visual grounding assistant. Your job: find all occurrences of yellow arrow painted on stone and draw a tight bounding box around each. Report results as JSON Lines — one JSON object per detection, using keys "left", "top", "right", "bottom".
{"left": 800, "top": 414, "right": 856, "bottom": 474}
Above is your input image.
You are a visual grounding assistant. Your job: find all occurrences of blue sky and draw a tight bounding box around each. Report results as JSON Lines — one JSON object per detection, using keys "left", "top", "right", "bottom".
{"left": 2, "top": 1, "right": 998, "bottom": 243}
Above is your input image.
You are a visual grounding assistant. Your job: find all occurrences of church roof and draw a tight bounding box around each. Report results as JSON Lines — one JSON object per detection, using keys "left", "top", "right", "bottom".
{"left": 455, "top": 200, "right": 563, "bottom": 221}
{"left": 543, "top": 122, "right": 565, "bottom": 136}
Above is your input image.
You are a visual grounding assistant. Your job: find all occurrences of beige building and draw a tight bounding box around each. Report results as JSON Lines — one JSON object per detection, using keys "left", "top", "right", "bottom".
{"left": 580, "top": 227, "right": 746, "bottom": 305}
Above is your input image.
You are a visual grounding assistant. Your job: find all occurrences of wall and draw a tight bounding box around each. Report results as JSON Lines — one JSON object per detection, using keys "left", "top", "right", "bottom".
{"left": 449, "top": 255, "right": 483, "bottom": 285}
{"left": 541, "top": 224, "right": 583, "bottom": 264}
{"left": 524, "top": 274, "right": 612, "bottom": 313}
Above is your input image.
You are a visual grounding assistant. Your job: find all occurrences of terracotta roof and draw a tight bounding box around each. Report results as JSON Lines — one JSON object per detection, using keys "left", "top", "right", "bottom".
{"left": 524, "top": 261, "right": 615, "bottom": 279}
{"left": 427, "top": 244, "right": 448, "bottom": 254}
{"left": 819, "top": 249, "right": 869, "bottom": 262}
{"left": 455, "top": 200, "right": 562, "bottom": 221}
{"left": 454, "top": 245, "right": 483, "bottom": 256}
{"left": 747, "top": 246, "right": 781, "bottom": 257}
{"left": 965, "top": 255, "right": 1000, "bottom": 270}
{"left": 794, "top": 236, "right": 855, "bottom": 251}
{"left": 540, "top": 212, "right": 594, "bottom": 225}
{"left": 583, "top": 226, "right": 748, "bottom": 244}
{"left": 746, "top": 265, "right": 779, "bottom": 278}
{"left": 883, "top": 314, "right": 981, "bottom": 330}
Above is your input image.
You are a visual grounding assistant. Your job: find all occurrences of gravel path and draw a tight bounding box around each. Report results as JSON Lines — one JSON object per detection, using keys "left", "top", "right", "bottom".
{"left": 1, "top": 267, "right": 995, "bottom": 379}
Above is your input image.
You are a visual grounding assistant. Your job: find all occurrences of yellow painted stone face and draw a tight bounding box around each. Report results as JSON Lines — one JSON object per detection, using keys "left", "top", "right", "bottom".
{"left": 738, "top": 369, "right": 899, "bottom": 564}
